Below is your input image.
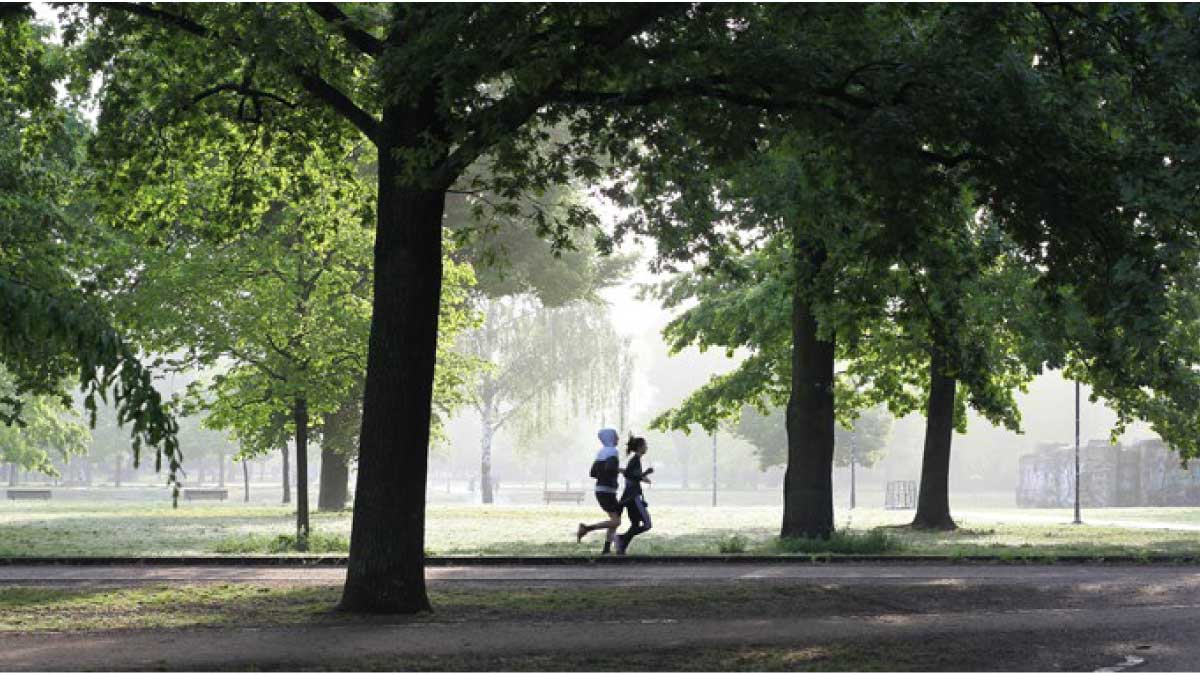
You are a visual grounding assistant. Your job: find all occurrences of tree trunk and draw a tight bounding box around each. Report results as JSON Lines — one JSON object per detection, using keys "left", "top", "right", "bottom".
{"left": 781, "top": 243, "right": 836, "bottom": 540}
{"left": 912, "top": 349, "right": 958, "bottom": 530}
{"left": 8, "top": 463, "right": 17, "bottom": 487}
{"left": 340, "top": 146, "right": 444, "bottom": 614}
{"left": 318, "top": 445, "right": 350, "bottom": 511}
{"left": 113, "top": 452, "right": 121, "bottom": 487}
{"left": 281, "top": 442, "right": 291, "bottom": 504}
{"left": 479, "top": 402, "right": 495, "bottom": 505}
{"left": 242, "top": 460, "right": 250, "bottom": 503}
{"left": 294, "top": 397, "right": 311, "bottom": 546}
{"left": 218, "top": 450, "right": 225, "bottom": 487}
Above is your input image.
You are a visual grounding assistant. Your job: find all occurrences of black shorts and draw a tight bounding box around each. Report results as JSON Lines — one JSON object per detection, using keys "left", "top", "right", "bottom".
{"left": 594, "top": 491, "right": 620, "bottom": 513}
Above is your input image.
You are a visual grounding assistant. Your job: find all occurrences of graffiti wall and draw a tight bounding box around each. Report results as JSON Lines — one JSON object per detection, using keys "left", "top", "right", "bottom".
{"left": 1017, "top": 440, "right": 1200, "bottom": 507}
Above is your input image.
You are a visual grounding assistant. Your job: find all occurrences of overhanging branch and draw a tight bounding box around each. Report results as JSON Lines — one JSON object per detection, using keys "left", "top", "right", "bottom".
{"left": 307, "top": 3, "right": 383, "bottom": 57}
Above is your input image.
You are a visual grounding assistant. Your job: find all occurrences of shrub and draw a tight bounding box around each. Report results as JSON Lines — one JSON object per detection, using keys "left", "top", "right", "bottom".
{"left": 269, "top": 532, "right": 349, "bottom": 553}
{"left": 775, "top": 528, "right": 900, "bottom": 555}
{"left": 213, "top": 532, "right": 348, "bottom": 554}
{"left": 717, "top": 534, "right": 749, "bottom": 554}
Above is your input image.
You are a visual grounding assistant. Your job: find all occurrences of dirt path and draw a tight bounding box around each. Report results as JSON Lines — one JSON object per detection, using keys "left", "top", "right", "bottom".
{"left": 2, "top": 561, "right": 1199, "bottom": 584}
{"left": 2, "top": 602, "right": 1197, "bottom": 670}
{"left": 4, "top": 563, "right": 1200, "bottom": 670}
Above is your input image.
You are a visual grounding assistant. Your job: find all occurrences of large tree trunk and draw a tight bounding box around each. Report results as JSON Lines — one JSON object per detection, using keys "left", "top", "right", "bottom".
{"left": 479, "top": 401, "right": 495, "bottom": 505}
{"left": 8, "top": 463, "right": 17, "bottom": 487}
{"left": 113, "top": 452, "right": 122, "bottom": 487}
{"left": 281, "top": 442, "right": 291, "bottom": 504}
{"left": 218, "top": 450, "right": 225, "bottom": 487}
{"left": 912, "top": 349, "right": 958, "bottom": 530}
{"left": 781, "top": 244, "right": 836, "bottom": 540}
{"left": 294, "top": 397, "right": 311, "bottom": 545}
{"left": 340, "top": 142, "right": 444, "bottom": 613}
{"left": 318, "top": 445, "right": 350, "bottom": 511}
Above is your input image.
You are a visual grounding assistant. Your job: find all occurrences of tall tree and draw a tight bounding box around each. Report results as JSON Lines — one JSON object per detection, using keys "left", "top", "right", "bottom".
{"left": 73, "top": 3, "right": 704, "bottom": 613}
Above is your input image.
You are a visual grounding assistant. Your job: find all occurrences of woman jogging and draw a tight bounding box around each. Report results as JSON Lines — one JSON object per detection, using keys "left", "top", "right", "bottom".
{"left": 576, "top": 428, "right": 623, "bottom": 554}
{"left": 616, "top": 435, "right": 653, "bottom": 555}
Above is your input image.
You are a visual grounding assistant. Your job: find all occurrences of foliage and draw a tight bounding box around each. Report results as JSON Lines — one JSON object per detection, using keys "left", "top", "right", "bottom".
{"left": 0, "top": 369, "right": 89, "bottom": 475}
{"left": 735, "top": 405, "right": 891, "bottom": 472}
{"left": 0, "top": 10, "right": 179, "bottom": 487}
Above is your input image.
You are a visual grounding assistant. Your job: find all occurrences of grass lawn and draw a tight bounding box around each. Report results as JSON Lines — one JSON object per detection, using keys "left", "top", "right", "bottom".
{"left": 2, "top": 501, "right": 1200, "bottom": 558}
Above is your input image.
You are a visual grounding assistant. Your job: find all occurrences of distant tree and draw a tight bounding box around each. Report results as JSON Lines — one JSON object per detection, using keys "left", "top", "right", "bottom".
{"left": 0, "top": 370, "right": 89, "bottom": 483}
{"left": 459, "top": 296, "right": 622, "bottom": 504}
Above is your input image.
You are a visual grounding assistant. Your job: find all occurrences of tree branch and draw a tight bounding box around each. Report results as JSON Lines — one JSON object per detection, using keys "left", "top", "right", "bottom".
{"left": 191, "top": 83, "right": 297, "bottom": 110}
{"left": 95, "top": 2, "right": 214, "bottom": 39}
{"left": 95, "top": 3, "right": 381, "bottom": 144}
{"left": 307, "top": 3, "right": 383, "bottom": 56}
{"left": 435, "top": 5, "right": 680, "bottom": 185}
{"left": 292, "top": 67, "right": 380, "bottom": 142}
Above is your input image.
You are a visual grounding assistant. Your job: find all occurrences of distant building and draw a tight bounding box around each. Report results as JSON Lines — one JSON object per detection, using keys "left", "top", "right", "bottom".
{"left": 1016, "top": 439, "right": 1200, "bottom": 507}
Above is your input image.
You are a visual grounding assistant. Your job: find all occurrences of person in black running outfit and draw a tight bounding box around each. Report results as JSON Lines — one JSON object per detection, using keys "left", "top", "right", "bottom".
{"left": 616, "top": 435, "right": 653, "bottom": 555}
{"left": 576, "top": 428, "right": 622, "bottom": 554}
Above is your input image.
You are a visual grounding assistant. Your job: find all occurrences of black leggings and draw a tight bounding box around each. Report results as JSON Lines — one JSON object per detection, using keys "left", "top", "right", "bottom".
{"left": 622, "top": 496, "right": 652, "bottom": 545}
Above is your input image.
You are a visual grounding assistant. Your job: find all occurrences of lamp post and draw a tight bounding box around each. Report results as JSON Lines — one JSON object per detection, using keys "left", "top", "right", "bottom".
{"left": 849, "top": 434, "right": 857, "bottom": 510}
{"left": 1073, "top": 379, "right": 1082, "bottom": 525}
{"left": 711, "top": 432, "right": 717, "bottom": 508}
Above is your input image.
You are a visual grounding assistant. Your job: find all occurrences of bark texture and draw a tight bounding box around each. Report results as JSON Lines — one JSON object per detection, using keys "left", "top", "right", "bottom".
{"left": 318, "top": 445, "right": 350, "bottom": 511}
{"left": 912, "top": 350, "right": 959, "bottom": 531}
{"left": 780, "top": 244, "right": 836, "bottom": 540}
{"left": 340, "top": 141, "right": 444, "bottom": 613}
{"left": 281, "top": 443, "right": 291, "bottom": 504}
{"left": 294, "top": 397, "right": 311, "bottom": 544}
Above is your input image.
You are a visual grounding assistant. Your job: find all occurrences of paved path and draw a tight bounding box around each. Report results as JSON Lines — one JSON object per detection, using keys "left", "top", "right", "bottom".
{"left": 5, "top": 563, "right": 1200, "bottom": 670}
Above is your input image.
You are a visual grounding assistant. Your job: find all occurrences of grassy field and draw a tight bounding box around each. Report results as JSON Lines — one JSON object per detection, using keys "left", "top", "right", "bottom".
{"left": 2, "top": 500, "right": 1200, "bottom": 558}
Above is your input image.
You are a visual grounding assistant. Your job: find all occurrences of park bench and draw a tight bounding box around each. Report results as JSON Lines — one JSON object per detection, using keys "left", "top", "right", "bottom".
{"left": 6, "top": 489, "right": 51, "bottom": 500}
{"left": 182, "top": 488, "right": 229, "bottom": 502}
{"left": 543, "top": 489, "right": 585, "bottom": 505}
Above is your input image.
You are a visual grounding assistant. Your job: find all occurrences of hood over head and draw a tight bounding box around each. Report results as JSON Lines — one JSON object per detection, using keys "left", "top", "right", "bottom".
{"left": 597, "top": 428, "right": 619, "bottom": 448}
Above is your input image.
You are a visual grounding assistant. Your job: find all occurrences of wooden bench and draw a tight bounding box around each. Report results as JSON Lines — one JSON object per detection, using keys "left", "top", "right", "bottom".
{"left": 543, "top": 490, "right": 585, "bottom": 505}
{"left": 182, "top": 488, "right": 229, "bottom": 502}
{"left": 6, "top": 489, "right": 51, "bottom": 500}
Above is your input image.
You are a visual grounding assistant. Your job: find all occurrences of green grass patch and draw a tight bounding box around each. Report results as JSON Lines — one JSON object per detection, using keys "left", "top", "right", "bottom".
{"left": 717, "top": 534, "right": 749, "bottom": 554}
{"left": 775, "top": 528, "right": 900, "bottom": 555}
{"left": 5, "top": 501, "right": 1200, "bottom": 559}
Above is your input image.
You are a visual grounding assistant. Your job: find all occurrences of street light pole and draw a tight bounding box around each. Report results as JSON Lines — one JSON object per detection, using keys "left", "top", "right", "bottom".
{"left": 711, "top": 432, "right": 717, "bottom": 508}
{"left": 849, "top": 435, "right": 857, "bottom": 510}
{"left": 1073, "top": 379, "right": 1082, "bottom": 525}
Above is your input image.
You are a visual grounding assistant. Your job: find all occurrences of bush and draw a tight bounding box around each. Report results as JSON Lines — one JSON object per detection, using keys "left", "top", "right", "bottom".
{"left": 775, "top": 528, "right": 900, "bottom": 555}
{"left": 213, "top": 532, "right": 348, "bottom": 554}
{"left": 268, "top": 532, "right": 349, "bottom": 553}
{"left": 717, "top": 534, "right": 749, "bottom": 554}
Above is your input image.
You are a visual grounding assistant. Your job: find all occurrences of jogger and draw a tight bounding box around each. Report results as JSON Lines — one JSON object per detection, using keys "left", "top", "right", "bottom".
{"left": 576, "top": 428, "right": 623, "bottom": 554}
{"left": 616, "top": 435, "right": 653, "bottom": 554}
